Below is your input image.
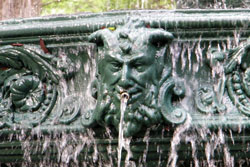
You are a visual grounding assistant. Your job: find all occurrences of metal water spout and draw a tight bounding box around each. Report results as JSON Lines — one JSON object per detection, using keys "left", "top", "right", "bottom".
{"left": 120, "top": 91, "right": 130, "bottom": 101}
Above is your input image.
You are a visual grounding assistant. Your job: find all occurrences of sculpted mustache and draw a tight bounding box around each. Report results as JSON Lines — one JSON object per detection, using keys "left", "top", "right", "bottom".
{"left": 114, "top": 85, "right": 145, "bottom": 95}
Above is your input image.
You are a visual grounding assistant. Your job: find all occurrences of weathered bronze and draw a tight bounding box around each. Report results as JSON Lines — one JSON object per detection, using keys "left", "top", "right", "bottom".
{"left": 0, "top": 10, "right": 250, "bottom": 166}
{"left": 85, "top": 19, "right": 186, "bottom": 137}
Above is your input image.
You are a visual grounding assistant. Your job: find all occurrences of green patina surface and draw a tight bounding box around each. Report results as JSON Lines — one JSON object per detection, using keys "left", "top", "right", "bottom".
{"left": 0, "top": 10, "right": 250, "bottom": 165}
{"left": 86, "top": 19, "right": 186, "bottom": 137}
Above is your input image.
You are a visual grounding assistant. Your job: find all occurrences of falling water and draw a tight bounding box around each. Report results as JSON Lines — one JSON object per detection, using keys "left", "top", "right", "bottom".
{"left": 167, "top": 114, "right": 192, "bottom": 167}
{"left": 1, "top": 1, "right": 250, "bottom": 166}
{"left": 118, "top": 92, "right": 129, "bottom": 167}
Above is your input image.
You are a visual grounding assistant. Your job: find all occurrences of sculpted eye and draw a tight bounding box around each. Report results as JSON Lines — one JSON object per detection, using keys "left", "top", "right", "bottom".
{"left": 134, "top": 63, "right": 146, "bottom": 72}
{"left": 110, "top": 62, "right": 122, "bottom": 72}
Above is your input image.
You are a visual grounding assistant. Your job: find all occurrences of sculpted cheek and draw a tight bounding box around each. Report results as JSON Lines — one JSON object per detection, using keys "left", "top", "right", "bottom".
{"left": 135, "top": 67, "right": 156, "bottom": 86}
{"left": 103, "top": 72, "right": 120, "bottom": 86}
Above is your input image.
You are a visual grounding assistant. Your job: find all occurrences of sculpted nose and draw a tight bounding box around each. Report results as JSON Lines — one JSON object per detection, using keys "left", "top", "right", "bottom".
{"left": 118, "top": 65, "right": 133, "bottom": 89}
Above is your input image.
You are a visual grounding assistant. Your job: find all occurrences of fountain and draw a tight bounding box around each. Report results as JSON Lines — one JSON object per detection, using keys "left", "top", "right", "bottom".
{"left": 0, "top": 8, "right": 250, "bottom": 166}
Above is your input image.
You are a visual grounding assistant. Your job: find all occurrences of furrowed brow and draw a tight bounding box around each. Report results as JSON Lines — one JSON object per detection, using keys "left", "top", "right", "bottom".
{"left": 105, "top": 54, "right": 123, "bottom": 63}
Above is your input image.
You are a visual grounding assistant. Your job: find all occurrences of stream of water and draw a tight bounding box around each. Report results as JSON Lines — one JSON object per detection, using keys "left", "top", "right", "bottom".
{"left": 118, "top": 92, "right": 129, "bottom": 167}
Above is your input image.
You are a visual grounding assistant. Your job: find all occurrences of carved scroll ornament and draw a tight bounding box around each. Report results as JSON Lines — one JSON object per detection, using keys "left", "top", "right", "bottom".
{"left": 0, "top": 45, "right": 60, "bottom": 128}
{"left": 225, "top": 41, "right": 250, "bottom": 116}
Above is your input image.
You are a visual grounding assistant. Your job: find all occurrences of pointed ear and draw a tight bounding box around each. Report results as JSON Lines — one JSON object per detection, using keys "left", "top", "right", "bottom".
{"left": 148, "top": 30, "right": 174, "bottom": 46}
{"left": 88, "top": 29, "right": 118, "bottom": 49}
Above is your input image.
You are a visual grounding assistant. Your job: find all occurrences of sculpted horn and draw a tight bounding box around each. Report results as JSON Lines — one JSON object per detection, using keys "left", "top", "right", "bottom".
{"left": 148, "top": 30, "right": 174, "bottom": 46}
{"left": 88, "top": 29, "right": 118, "bottom": 49}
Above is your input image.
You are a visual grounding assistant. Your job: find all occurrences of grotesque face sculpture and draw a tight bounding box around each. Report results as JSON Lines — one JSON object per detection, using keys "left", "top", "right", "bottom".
{"left": 89, "top": 20, "right": 174, "bottom": 136}
{"left": 100, "top": 39, "right": 157, "bottom": 105}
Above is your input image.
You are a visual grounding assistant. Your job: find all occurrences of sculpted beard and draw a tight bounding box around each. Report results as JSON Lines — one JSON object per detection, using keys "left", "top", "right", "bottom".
{"left": 96, "top": 83, "right": 163, "bottom": 137}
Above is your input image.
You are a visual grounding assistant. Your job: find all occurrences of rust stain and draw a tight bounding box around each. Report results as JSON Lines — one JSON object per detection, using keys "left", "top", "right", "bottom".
{"left": 11, "top": 43, "right": 23, "bottom": 46}
{"left": 39, "top": 38, "right": 50, "bottom": 54}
